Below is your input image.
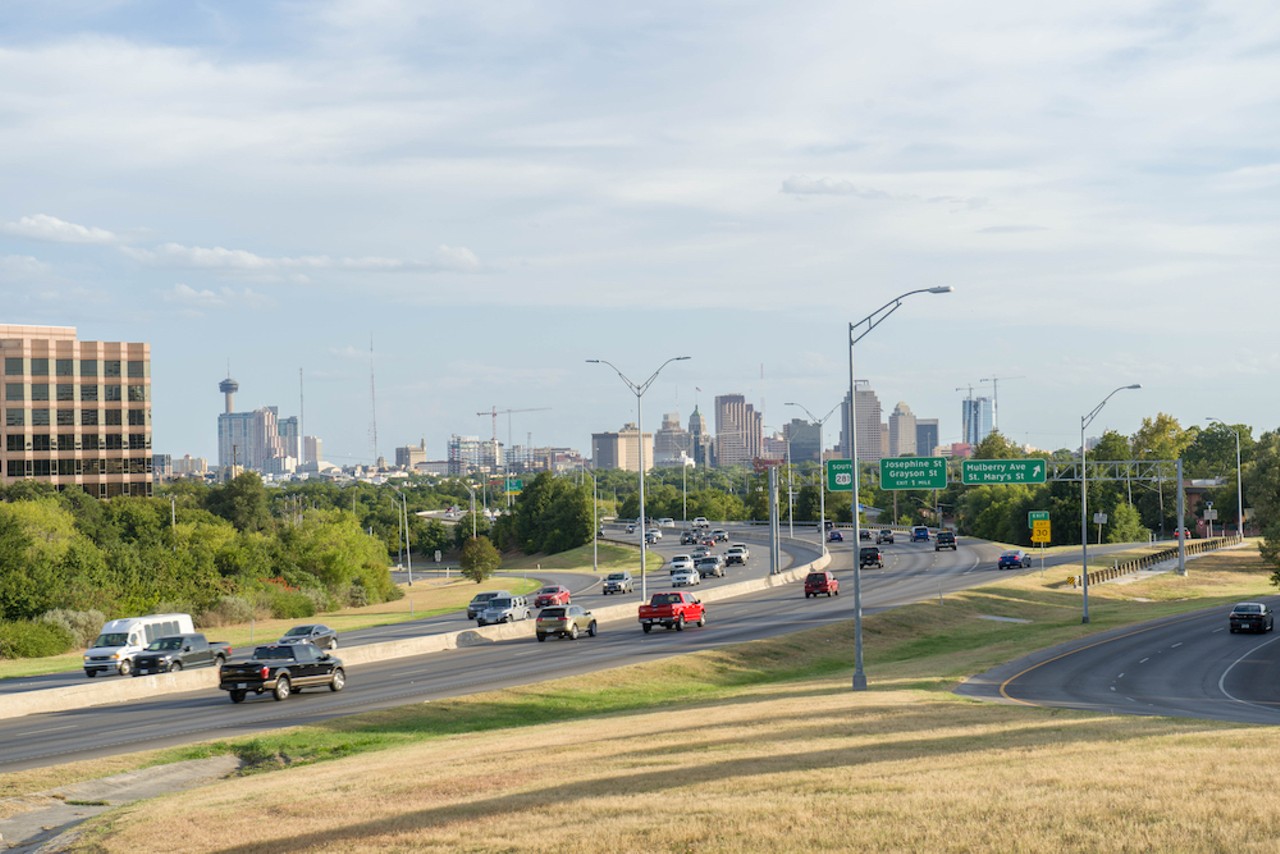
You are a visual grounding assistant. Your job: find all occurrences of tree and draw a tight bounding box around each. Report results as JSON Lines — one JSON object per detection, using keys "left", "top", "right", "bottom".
{"left": 1106, "top": 502, "right": 1148, "bottom": 544}
{"left": 206, "top": 472, "right": 272, "bottom": 533}
{"left": 460, "top": 536, "right": 501, "bottom": 583}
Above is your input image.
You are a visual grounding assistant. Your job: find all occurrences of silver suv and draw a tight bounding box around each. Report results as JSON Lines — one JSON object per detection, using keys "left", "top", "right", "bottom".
{"left": 602, "top": 572, "right": 633, "bottom": 594}
{"left": 467, "top": 589, "right": 512, "bottom": 620}
{"left": 476, "top": 595, "right": 531, "bottom": 626}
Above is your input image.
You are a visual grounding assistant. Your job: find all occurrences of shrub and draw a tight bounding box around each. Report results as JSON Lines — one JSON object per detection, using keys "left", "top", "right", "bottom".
{"left": 267, "top": 589, "right": 315, "bottom": 620}
{"left": 0, "top": 619, "right": 75, "bottom": 659}
{"left": 196, "top": 596, "right": 259, "bottom": 628}
{"left": 38, "top": 609, "right": 105, "bottom": 648}
{"left": 302, "top": 587, "right": 334, "bottom": 614}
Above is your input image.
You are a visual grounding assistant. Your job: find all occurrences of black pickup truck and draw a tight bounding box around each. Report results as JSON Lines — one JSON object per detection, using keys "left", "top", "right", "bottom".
{"left": 218, "top": 643, "right": 346, "bottom": 703}
{"left": 133, "top": 633, "right": 232, "bottom": 676}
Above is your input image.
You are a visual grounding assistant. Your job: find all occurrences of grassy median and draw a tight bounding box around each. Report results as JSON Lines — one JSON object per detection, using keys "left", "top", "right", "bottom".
{"left": 16, "top": 545, "right": 1280, "bottom": 852}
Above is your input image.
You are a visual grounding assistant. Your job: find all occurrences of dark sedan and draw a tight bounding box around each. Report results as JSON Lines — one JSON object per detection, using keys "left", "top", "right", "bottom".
{"left": 997, "top": 550, "right": 1030, "bottom": 570}
{"left": 277, "top": 624, "right": 339, "bottom": 650}
{"left": 1229, "top": 602, "right": 1274, "bottom": 634}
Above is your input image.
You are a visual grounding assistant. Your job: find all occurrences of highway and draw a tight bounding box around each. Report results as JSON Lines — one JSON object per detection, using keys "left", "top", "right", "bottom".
{"left": 0, "top": 530, "right": 1147, "bottom": 772}
{"left": 958, "top": 595, "right": 1280, "bottom": 725}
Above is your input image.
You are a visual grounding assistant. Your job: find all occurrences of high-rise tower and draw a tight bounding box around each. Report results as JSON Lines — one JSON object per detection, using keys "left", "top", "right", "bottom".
{"left": 219, "top": 376, "right": 239, "bottom": 414}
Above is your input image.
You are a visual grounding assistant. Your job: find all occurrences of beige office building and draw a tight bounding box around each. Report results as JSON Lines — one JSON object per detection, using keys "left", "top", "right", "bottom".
{"left": 0, "top": 325, "right": 152, "bottom": 497}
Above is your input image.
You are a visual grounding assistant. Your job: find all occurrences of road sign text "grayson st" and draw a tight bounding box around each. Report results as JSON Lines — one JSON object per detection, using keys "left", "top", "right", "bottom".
{"left": 961, "top": 459, "right": 1047, "bottom": 485}
{"left": 880, "top": 457, "right": 947, "bottom": 490}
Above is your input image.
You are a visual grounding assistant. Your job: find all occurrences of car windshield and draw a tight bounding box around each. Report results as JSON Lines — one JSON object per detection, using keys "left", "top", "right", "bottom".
{"left": 654, "top": 593, "right": 681, "bottom": 605}
{"left": 146, "top": 637, "right": 184, "bottom": 651}
{"left": 607, "top": 574, "right": 625, "bottom": 581}
{"left": 807, "top": 574, "right": 824, "bottom": 582}
{"left": 283, "top": 626, "right": 314, "bottom": 637}
{"left": 92, "top": 632, "right": 129, "bottom": 648}
{"left": 254, "top": 646, "right": 298, "bottom": 660}
{"left": 488, "top": 598, "right": 512, "bottom": 609}
{"left": 1234, "top": 604, "right": 1262, "bottom": 614}
{"left": 541, "top": 608, "right": 565, "bottom": 618}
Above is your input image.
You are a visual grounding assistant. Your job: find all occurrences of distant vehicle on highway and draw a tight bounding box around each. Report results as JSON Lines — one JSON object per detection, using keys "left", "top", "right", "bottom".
{"left": 710, "top": 529, "right": 729, "bottom": 542}
{"left": 695, "top": 555, "right": 724, "bottom": 578}
{"left": 1229, "top": 602, "right": 1274, "bottom": 633}
{"left": 935, "top": 531, "right": 957, "bottom": 551}
{"left": 533, "top": 585, "right": 572, "bottom": 608}
{"left": 859, "top": 529, "right": 871, "bottom": 541}
{"left": 638, "top": 591, "right": 706, "bottom": 633}
{"left": 669, "top": 554, "right": 695, "bottom": 572}
{"left": 602, "top": 572, "right": 633, "bottom": 595}
{"left": 998, "top": 549, "right": 1031, "bottom": 570}
{"left": 83, "top": 613, "right": 195, "bottom": 678}
{"left": 692, "top": 517, "right": 710, "bottom": 529}
{"left": 133, "top": 634, "right": 231, "bottom": 676}
{"left": 859, "top": 546, "right": 884, "bottom": 568}
{"left": 477, "top": 596, "right": 532, "bottom": 626}
{"left": 219, "top": 643, "right": 345, "bottom": 704}
{"left": 804, "top": 571, "right": 840, "bottom": 598}
{"left": 670, "top": 567, "right": 701, "bottom": 587}
{"left": 277, "top": 624, "right": 338, "bottom": 650}
{"left": 828, "top": 530, "right": 844, "bottom": 542}
{"left": 725, "top": 546, "right": 747, "bottom": 566}
{"left": 467, "top": 590, "right": 512, "bottom": 620}
{"left": 645, "top": 530, "right": 660, "bottom": 544}
{"left": 876, "top": 529, "right": 895, "bottom": 544}
{"left": 680, "top": 530, "right": 699, "bottom": 545}
{"left": 657, "top": 517, "right": 675, "bottom": 528}
{"left": 536, "top": 605, "right": 597, "bottom": 642}
{"left": 911, "top": 526, "right": 930, "bottom": 542}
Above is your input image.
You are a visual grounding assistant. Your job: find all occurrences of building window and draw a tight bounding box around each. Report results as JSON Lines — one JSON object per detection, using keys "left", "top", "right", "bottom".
{"left": 127, "top": 385, "right": 147, "bottom": 402}
{"left": 31, "top": 384, "right": 49, "bottom": 401}
{"left": 130, "top": 433, "right": 149, "bottom": 450}
{"left": 57, "top": 434, "right": 76, "bottom": 451}
{"left": 127, "top": 360, "right": 146, "bottom": 378}
{"left": 56, "top": 409, "right": 75, "bottom": 426}
{"left": 4, "top": 358, "right": 23, "bottom": 376}
{"left": 32, "top": 409, "right": 49, "bottom": 426}
{"left": 33, "top": 459, "right": 51, "bottom": 477}
{"left": 104, "top": 360, "right": 121, "bottom": 377}
{"left": 30, "top": 358, "right": 49, "bottom": 376}
{"left": 105, "top": 409, "right": 122, "bottom": 426}
{"left": 56, "top": 359, "right": 74, "bottom": 376}
{"left": 127, "top": 409, "right": 147, "bottom": 426}
{"left": 106, "top": 457, "right": 124, "bottom": 474}
{"left": 32, "top": 434, "right": 51, "bottom": 451}
{"left": 81, "top": 409, "right": 99, "bottom": 426}
{"left": 6, "top": 409, "right": 24, "bottom": 427}
{"left": 58, "top": 459, "right": 80, "bottom": 476}
{"left": 57, "top": 384, "right": 75, "bottom": 401}
{"left": 83, "top": 435, "right": 100, "bottom": 451}
{"left": 7, "top": 460, "right": 31, "bottom": 477}
{"left": 81, "top": 383, "right": 98, "bottom": 402}
{"left": 80, "top": 359, "right": 98, "bottom": 377}
{"left": 104, "top": 385, "right": 122, "bottom": 402}
{"left": 106, "top": 434, "right": 123, "bottom": 450}
{"left": 6, "top": 383, "right": 24, "bottom": 401}
{"left": 6, "top": 434, "right": 24, "bottom": 451}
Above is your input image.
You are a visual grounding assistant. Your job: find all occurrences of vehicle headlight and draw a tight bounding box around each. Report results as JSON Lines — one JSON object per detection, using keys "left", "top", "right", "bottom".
{"left": 83, "top": 655, "right": 91, "bottom": 662}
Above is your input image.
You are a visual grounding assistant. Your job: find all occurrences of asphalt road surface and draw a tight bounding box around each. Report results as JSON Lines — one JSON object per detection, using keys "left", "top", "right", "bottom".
{"left": 0, "top": 531, "right": 1147, "bottom": 771}
{"left": 958, "top": 595, "right": 1280, "bottom": 725}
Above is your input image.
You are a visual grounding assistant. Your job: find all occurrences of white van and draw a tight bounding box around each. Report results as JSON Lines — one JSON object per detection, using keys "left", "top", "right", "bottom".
{"left": 83, "top": 613, "right": 195, "bottom": 677}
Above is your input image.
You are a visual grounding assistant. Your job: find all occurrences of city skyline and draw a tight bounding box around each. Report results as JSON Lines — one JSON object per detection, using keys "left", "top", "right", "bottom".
{"left": 2, "top": 4, "right": 1276, "bottom": 464}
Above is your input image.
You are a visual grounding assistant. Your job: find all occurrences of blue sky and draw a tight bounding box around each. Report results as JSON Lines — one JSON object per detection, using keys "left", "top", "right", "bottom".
{"left": 2, "top": 1, "right": 1277, "bottom": 465}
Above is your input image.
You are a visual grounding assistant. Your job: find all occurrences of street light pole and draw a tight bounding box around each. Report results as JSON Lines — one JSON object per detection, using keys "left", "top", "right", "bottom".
{"left": 848, "top": 286, "right": 953, "bottom": 691}
{"left": 1207, "top": 418, "right": 1244, "bottom": 539}
{"left": 588, "top": 356, "right": 691, "bottom": 603}
{"left": 787, "top": 401, "right": 841, "bottom": 553}
{"left": 584, "top": 467, "right": 599, "bottom": 573}
{"left": 1080, "top": 383, "right": 1141, "bottom": 623}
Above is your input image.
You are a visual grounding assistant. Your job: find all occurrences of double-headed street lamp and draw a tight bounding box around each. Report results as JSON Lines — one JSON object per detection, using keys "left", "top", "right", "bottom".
{"left": 1206, "top": 418, "right": 1244, "bottom": 539}
{"left": 786, "top": 401, "right": 841, "bottom": 553}
{"left": 587, "top": 356, "right": 691, "bottom": 602}
{"left": 849, "top": 286, "right": 953, "bottom": 691}
{"left": 1080, "top": 383, "right": 1141, "bottom": 623}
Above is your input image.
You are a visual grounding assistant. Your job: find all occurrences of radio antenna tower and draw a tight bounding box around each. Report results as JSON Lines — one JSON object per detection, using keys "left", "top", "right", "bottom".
{"left": 369, "top": 335, "right": 380, "bottom": 464}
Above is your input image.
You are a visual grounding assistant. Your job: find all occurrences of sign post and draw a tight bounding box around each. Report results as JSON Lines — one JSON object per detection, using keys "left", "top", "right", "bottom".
{"left": 880, "top": 457, "right": 947, "bottom": 490}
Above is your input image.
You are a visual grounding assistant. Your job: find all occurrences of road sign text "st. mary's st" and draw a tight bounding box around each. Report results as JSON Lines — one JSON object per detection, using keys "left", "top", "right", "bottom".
{"left": 961, "top": 459, "right": 1047, "bottom": 485}
{"left": 880, "top": 457, "right": 947, "bottom": 490}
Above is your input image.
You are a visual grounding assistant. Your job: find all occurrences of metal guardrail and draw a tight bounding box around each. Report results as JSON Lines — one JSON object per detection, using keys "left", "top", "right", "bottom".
{"left": 1060, "top": 535, "right": 1244, "bottom": 588}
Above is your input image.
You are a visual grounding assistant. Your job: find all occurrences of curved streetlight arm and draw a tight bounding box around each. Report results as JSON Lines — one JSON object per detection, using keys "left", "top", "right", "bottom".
{"left": 850, "top": 286, "right": 953, "bottom": 346}
{"left": 1083, "top": 384, "right": 1142, "bottom": 432}
{"left": 586, "top": 356, "right": 691, "bottom": 397}
{"left": 786, "top": 401, "right": 842, "bottom": 425}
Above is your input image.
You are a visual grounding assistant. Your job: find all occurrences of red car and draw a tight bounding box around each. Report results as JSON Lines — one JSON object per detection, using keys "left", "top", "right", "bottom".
{"left": 804, "top": 571, "right": 840, "bottom": 598}
{"left": 533, "top": 585, "right": 572, "bottom": 608}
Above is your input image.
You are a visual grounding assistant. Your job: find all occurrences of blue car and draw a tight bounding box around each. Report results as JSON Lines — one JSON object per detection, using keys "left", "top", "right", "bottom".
{"left": 828, "top": 530, "right": 843, "bottom": 542}
{"left": 997, "top": 549, "right": 1030, "bottom": 570}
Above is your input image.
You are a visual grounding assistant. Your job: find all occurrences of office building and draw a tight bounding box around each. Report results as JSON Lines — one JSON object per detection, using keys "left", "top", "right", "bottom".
{"left": 962, "top": 396, "right": 994, "bottom": 445}
{"left": 888, "top": 402, "right": 917, "bottom": 457}
{"left": 784, "top": 417, "right": 821, "bottom": 463}
{"left": 591, "top": 423, "right": 654, "bottom": 472}
{"left": 447, "top": 434, "right": 494, "bottom": 475}
{"left": 916, "top": 418, "right": 939, "bottom": 457}
{"left": 395, "top": 439, "right": 428, "bottom": 470}
{"left": 714, "top": 393, "right": 762, "bottom": 468}
{"left": 653, "top": 411, "right": 690, "bottom": 467}
{"left": 839, "top": 381, "right": 884, "bottom": 463}
{"left": 688, "top": 406, "right": 710, "bottom": 467}
{"left": 0, "top": 325, "right": 152, "bottom": 497}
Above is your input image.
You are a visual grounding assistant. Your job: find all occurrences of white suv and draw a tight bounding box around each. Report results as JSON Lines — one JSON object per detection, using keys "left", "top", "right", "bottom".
{"left": 669, "top": 554, "right": 694, "bottom": 571}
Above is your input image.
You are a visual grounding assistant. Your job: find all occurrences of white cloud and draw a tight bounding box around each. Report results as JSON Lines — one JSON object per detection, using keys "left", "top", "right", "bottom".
{"left": 0, "top": 254, "right": 51, "bottom": 275}
{"left": 0, "top": 214, "right": 117, "bottom": 245}
{"left": 124, "top": 242, "right": 480, "bottom": 273}
{"left": 160, "top": 282, "right": 273, "bottom": 311}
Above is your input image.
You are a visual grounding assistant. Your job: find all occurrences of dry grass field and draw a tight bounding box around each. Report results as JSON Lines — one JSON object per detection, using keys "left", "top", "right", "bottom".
{"left": 32, "top": 545, "right": 1280, "bottom": 852}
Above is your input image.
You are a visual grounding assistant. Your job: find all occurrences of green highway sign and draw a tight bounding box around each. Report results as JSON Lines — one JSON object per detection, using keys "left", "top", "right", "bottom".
{"left": 880, "top": 456, "right": 947, "bottom": 490}
{"left": 505, "top": 478, "right": 523, "bottom": 494}
{"left": 961, "top": 458, "right": 1047, "bottom": 485}
{"left": 826, "top": 459, "right": 854, "bottom": 492}
{"left": 1028, "top": 510, "right": 1050, "bottom": 528}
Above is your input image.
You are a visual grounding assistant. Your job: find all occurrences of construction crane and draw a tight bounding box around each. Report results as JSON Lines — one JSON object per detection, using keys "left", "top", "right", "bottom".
{"left": 980, "top": 375, "right": 1024, "bottom": 433}
{"left": 476, "top": 406, "right": 551, "bottom": 505}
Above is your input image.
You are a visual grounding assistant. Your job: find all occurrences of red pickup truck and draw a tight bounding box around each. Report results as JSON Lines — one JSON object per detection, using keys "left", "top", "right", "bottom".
{"left": 638, "top": 591, "right": 706, "bottom": 633}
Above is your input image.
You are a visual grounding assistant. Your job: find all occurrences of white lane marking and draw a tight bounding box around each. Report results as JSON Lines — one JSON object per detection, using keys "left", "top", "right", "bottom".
{"left": 1218, "top": 633, "right": 1280, "bottom": 715}
{"left": 20, "top": 724, "right": 76, "bottom": 735}
{"left": 1109, "top": 686, "right": 1116, "bottom": 692}
{"left": 1171, "top": 642, "right": 1183, "bottom": 649}
{"left": 1117, "top": 672, "right": 1125, "bottom": 679}
{"left": 1211, "top": 627, "right": 1225, "bottom": 633}
{"left": 1139, "top": 657, "right": 1150, "bottom": 664}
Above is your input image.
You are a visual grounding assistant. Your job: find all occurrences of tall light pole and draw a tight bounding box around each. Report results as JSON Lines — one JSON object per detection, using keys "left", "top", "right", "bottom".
{"left": 1080, "top": 383, "right": 1141, "bottom": 623}
{"left": 588, "top": 356, "right": 691, "bottom": 602}
{"left": 584, "top": 467, "right": 600, "bottom": 573}
{"left": 1206, "top": 418, "right": 1244, "bottom": 539}
{"left": 848, "top": 286, "right": 953, "bottom": 690}
{"left": 787, "top": 401, "right": 840, "bottom": 552}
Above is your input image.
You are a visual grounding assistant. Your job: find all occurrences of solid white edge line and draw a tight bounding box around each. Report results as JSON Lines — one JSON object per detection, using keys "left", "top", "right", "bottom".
{"left": 1217, "top": 632, "right": 1280, "bottom": 715}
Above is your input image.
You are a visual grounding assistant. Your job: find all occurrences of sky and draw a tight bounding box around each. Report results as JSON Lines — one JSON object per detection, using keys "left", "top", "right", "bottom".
{"left": 1, "top": 0, "right": 1277, "bottom": 465}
